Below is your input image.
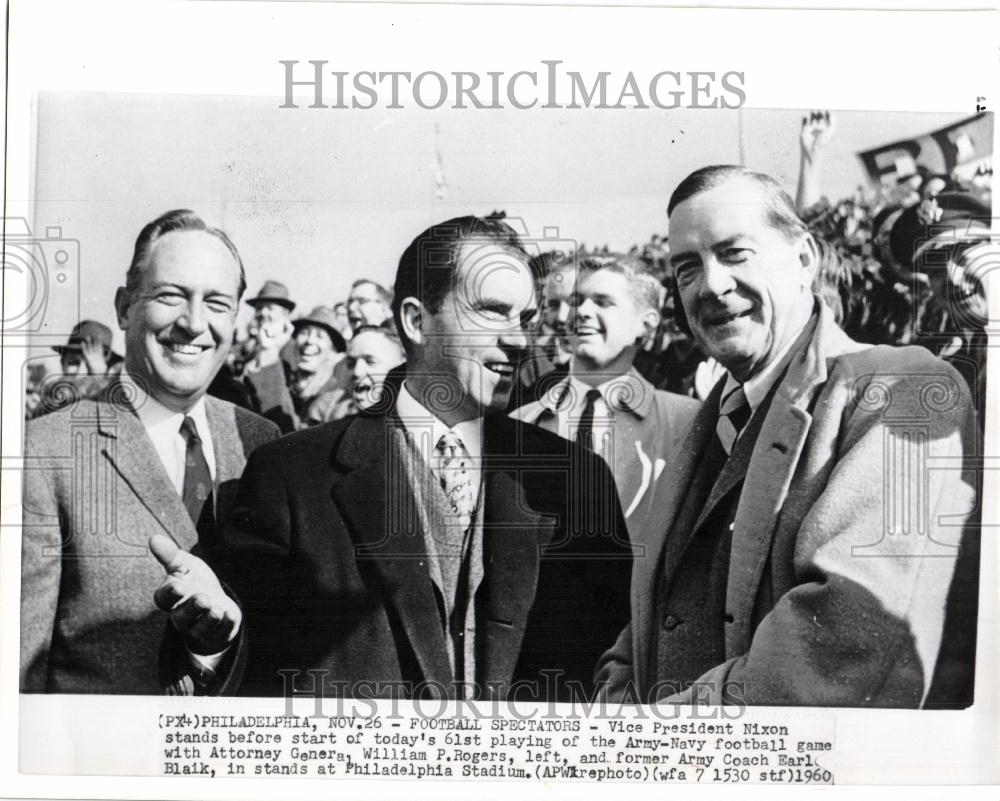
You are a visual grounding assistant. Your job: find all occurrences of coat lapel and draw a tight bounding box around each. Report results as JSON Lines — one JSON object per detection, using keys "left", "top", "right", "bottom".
{"left": 631, "top": 381, "right": 723, "bottom": 692}
{"left": 204, "top": 396, "right": 244, "bottom": 482}
{"left": 723, "top": 303, "right": 861, "bottom": 656}
{"left": 476, "top": 424, "right": 545, "bottom": 690}
{"left": 330, "top": 413, "right": 453, "bottom": 687}
{"left": 94, "top": 390, "right": 200, "bottom": 550}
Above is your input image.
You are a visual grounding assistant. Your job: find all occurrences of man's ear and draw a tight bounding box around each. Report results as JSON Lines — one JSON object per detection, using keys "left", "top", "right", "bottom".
{"left": 399, "top": 297, "right": 425, "bottom": 348}
{"left": 797, "top": 233, "right": 821, "bottom": 289}
{"left": 114, "top": 287, "right": 131, "bottom": 330}
{"left": 638, "top": 307, "right": 661, "bottom": 346}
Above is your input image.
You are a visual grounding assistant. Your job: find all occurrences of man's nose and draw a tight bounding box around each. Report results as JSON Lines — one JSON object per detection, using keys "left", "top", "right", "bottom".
{"left": 574, "top": 297, "right": 597, "bottom": 322}
{"left": 499, "top": 322, "right": 530, "bottom": 353}
{"left": 177, "top": 300, "right": 209, "bottom": 336}
{"left": 700, "top": 259, "right": 737, "bottom": 298}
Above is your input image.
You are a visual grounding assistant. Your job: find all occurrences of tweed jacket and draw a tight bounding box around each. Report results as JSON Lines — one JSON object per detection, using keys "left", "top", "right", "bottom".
{"left": 511, "top": 368, "right": 700, "bottom": 539}
{"left": 206, "top": 397, "right": 634, "bottom": 700}
{"left": 20, "top": 385, "right": 278, "bottom": 694}
{"left": 596, "top": 302, "right": 979, "bottom": 707}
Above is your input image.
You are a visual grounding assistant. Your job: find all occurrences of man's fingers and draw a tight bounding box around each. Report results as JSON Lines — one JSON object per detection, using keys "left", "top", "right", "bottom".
{"left": 153, "top": 577, "right": 188, "bottom": 611}
{"left": 170, "top": 593, "right": 213, "bottom": 630}
{"left": 149, "top": 534, "right": 187, "bottom": 574}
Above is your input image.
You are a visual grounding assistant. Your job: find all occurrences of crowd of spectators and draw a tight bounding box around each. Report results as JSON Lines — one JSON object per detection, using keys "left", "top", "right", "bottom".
{"left": 26, "top": 112, "right": 992, "bottom": 425}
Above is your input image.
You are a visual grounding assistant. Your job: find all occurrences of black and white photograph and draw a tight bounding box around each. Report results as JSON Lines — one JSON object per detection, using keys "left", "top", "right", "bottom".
{"left": 1, "top": 0, "right": 997, "bottom": 797}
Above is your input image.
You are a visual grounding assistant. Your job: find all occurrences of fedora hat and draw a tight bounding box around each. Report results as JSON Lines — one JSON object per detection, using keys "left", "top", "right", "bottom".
{"left": 293, "top": 306, "right": 347, "bottom": 352}
{"left": 247, "top": 279, "right": 296, "bottom": 311}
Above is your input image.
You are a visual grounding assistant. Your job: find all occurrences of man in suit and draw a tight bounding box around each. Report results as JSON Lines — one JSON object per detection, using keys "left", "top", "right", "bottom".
{"left": 596, "top": 166, "right": 979, "bottom": 707}
{"left": 512, "top": 254, "right": 699, "bottom": 539}
{"left": 20, "top": 209, "right": 278, "bottom": 694}
{"left": 209, "top": 215, "right": 633, "bottom": 700}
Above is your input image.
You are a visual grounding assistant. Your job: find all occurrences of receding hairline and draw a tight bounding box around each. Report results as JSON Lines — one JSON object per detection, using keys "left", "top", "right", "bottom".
{"left": 136, "top": 228, "right": 242, "bottom": 282}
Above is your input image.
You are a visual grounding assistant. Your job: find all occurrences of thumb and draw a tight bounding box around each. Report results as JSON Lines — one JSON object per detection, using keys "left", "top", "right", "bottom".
{"left": 149, "top": 534, "right": 187, "bottom": 574}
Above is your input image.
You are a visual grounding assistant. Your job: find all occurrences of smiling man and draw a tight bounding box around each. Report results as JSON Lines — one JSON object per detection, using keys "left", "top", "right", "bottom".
{"left": 207, "top": 215, "right": 632, "bottom": 700}
{"left": 512, "top": 254, "right": 699, "bottom": 539}
{"left": 597, "top": 166, "right": 980, "bottom": 708}
{"left": 20, "top": 209, "right": 278, "bottom": 694}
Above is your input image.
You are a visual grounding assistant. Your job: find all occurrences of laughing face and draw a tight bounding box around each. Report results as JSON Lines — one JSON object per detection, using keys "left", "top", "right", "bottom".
{"left": 668, "top": 178, "right": 815, "bottom": 382}
{"left": 116, "top": 229, "right": 240, "bottom": 411}
{"left": 295, "top": 324, "right": 337, "bottom": 375}
{"left": 404, "top": 241, "right": 537, "bottom": 425}
{"left": 347, "top": 328, "right": 406, "bottom": 410}
{"left": 570, "top": 268, "right": 657, "bottom": 374}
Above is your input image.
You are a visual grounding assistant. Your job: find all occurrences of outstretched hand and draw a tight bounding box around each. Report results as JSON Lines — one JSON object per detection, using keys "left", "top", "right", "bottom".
{"left": 150, "top": 534, "right": 241, "bottom": 655}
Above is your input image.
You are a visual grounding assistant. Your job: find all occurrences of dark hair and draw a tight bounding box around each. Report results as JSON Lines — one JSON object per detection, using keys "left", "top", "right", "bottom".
{"left": 667, "top": 165, "right": 808, "bottom": 242}
{"left": 350, "top": 279, "right": 394, "bottom": 306}
{"left": 577, "top": 253, "right": 662, "bottom": 312}
{"left": 125, "top": 209, "right": 246, "bottom": 299}
{"left": 391, "top": 215, "right": 529, "bottom": 352}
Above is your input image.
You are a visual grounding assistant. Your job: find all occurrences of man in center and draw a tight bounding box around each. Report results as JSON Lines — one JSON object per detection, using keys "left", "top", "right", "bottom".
{"left": 210, "top": 216, "right": 632, "bottom": 699}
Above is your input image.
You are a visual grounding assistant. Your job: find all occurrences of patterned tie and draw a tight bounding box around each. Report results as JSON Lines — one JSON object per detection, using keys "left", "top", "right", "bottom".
{"left": 179, "top": 416, "right": 214, "bottom": 533}
{"left": 576, "top": 388, "right": 602, "bottom": 451}
{"left": 716, "top": 385, "right": 752, "bottom": 456}
{"left": 436, "top": 430, "right": 476, "bottom": 526}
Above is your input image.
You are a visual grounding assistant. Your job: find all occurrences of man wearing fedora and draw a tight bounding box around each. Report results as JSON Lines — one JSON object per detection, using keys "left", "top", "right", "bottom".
{"left": 20, "top": 209, "right": 278, "bottom": 694}
{"left": 32, "top": 320, "right": 124, "bottom": 418}
{"left": 241, "top": 279, "right": 297, "bottom": 375}
{"left": 245, "top": 305, "right": 351, "bottom": 432}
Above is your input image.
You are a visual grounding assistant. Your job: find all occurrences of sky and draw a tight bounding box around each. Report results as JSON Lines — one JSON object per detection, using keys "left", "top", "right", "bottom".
{"left": 27, "top": 93, "right": 965, "bottom": 363}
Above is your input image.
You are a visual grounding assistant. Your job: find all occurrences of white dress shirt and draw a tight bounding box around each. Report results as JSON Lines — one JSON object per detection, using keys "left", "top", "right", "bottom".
{"left": 126, "top": 372, "right": 217, "bottom": 492}
{"left": 719, "top": 315, "right": 815, "bottom": 417}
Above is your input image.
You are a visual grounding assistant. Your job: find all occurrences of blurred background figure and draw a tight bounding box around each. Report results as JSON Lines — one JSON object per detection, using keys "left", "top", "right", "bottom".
{"left": 245, "top": 305, "right": 348, "bottom": 432}
{"left": 241, "top": 279, "right": 297, "bottom": 374}
{"left": 346, "top": 279, "right": 393, "bottom": 332}
{"left": 31, "top": 320, "right": 124, "bottom": 418}
{"left": 331, "top": 301, "right": 353, "bottom": 342}
{"left": 343, "top": 323, "right": 406, "bottom": 415}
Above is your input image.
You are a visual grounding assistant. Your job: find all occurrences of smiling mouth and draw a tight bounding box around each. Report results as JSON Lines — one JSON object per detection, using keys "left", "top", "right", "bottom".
{"left": 704, "top": 309, "right": 752, "bottom": 327}
{"left": 163, "top": 342, "right": 210, "bottom": 356}
{"left": 485, "top": 362, "right": 515, "bottom": 378}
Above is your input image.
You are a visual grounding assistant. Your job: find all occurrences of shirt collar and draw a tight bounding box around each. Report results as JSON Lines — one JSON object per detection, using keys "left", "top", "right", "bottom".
{"left": 541, "top": 369, "right": 652, "bottom": 418}
{"left": 123, "top": 369, "right": 210, "bottom": 437}
{"left": 396, "top": 380, "right": 483, "bottom": 463}
{"left": 721, "top": 312, "right": 817, "bottom": 413}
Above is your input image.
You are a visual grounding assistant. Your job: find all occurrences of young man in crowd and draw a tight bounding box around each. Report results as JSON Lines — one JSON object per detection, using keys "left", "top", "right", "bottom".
{"left": 512, "top": 254, "right": 699, "bottom": 540}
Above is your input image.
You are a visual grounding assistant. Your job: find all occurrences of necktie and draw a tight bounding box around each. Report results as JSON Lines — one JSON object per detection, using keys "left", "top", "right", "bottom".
{"left": 576, "top": 388, "right": 602, "bottom": 451}
{"left": 436, "top": 430, "right": 476, "bottom": 526}
{"left": 716, "top": 385, "right": 752, "bottom": 456}
{"left": 179, "top": 416, "right": 214, "bottom": 533}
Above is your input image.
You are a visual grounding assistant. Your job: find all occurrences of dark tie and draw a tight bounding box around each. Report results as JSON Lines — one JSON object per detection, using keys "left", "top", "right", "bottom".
{"left": 576, "top": 388, "right": 602, "bottom": 451}
{"left": 716, "top": 385, "right": 752, "bottom": 456}
{"left": 179, "top": 416, "right": 215, "bottom": 535}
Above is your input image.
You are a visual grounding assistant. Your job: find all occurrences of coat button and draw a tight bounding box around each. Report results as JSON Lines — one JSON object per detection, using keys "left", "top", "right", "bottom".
{"left": 662, "top": 613, "right": 682, "bottom": 631}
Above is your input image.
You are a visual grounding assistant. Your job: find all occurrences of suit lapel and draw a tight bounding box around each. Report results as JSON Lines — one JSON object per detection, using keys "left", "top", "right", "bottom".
{"left": 95, "top": 391, "right": 200, "bottom": 550}
{"left": 330, "top": 414, "right": 453, "bottom": 687}
{"left": 631, "top": 382, "right": 722, "bottom": 692}
{"left": 477, "top": 426, "right": 545, "bottom": 688}
{"left": 204, "top": 396, "right": 244, "bottom": 482}
{"left": 723, "top": 304, "right": 857, "bottom": 656}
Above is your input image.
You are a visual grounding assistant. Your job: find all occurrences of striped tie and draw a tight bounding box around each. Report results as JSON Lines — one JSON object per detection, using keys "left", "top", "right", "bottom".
{"left": 716, "top": 385, "right": 751, "bottom": 456}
